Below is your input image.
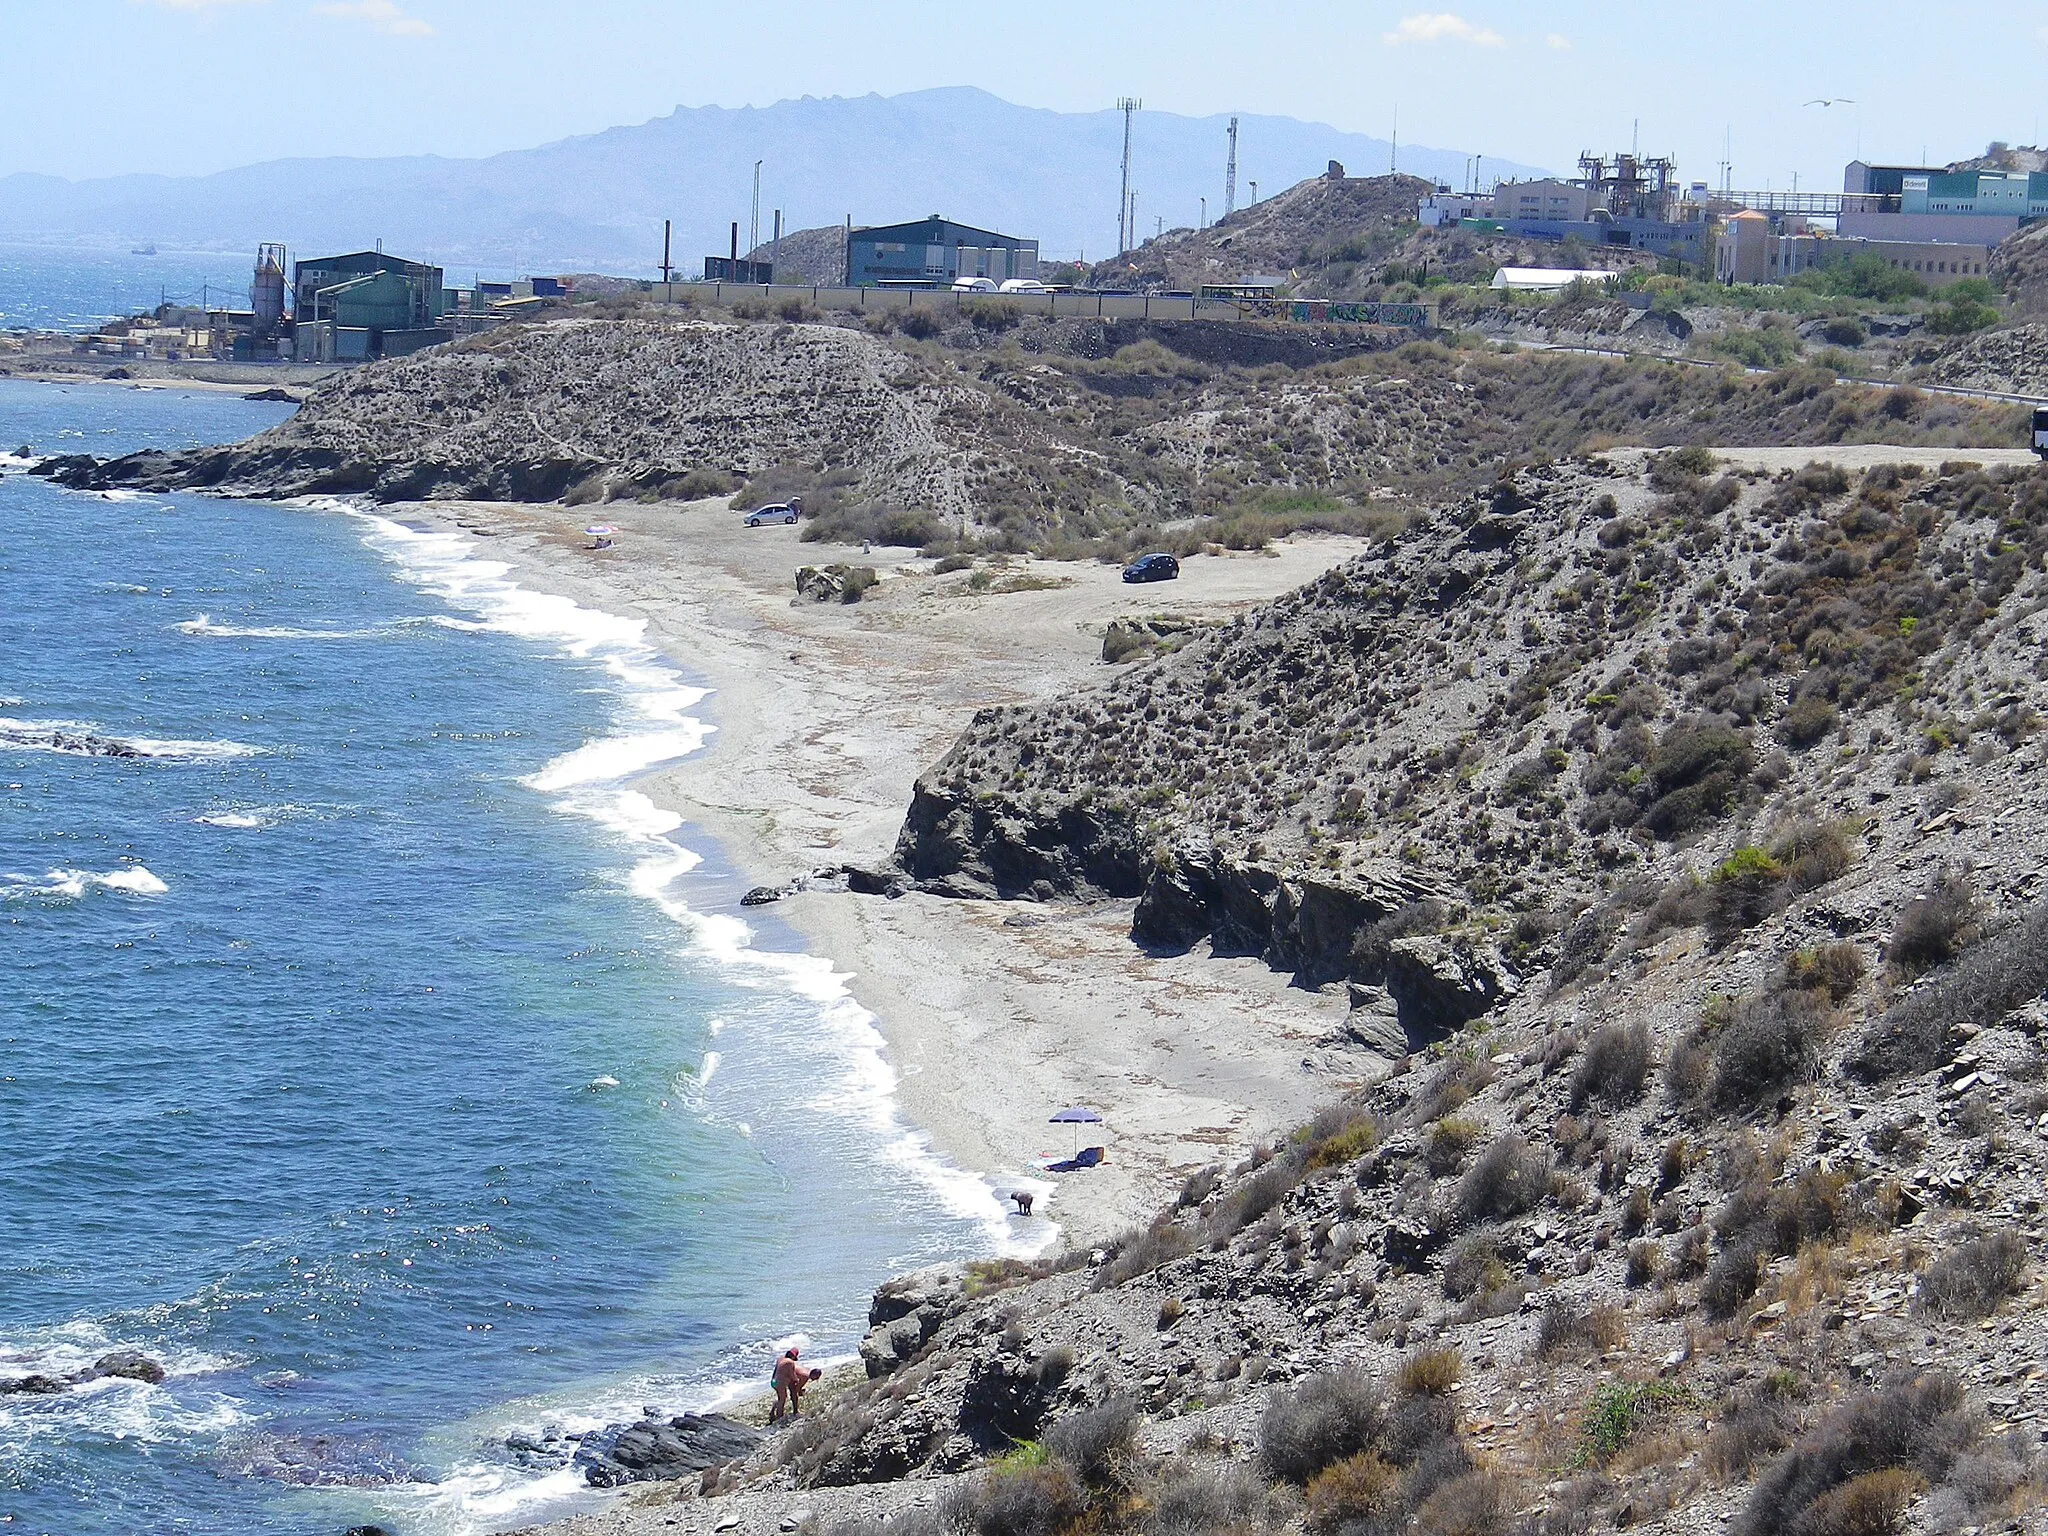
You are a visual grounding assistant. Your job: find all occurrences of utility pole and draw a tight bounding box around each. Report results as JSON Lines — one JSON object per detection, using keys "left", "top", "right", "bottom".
{"left": 1224, "top": 115, "right": 1239, "bottom": 217}
{"left": 1116, "top": 96, "right": 1141, "bottom": 253}
{"left": 662, "top": 219, "right": 672, "bottom": 286}
{"left": 750, "top": 161, "right": 762, "bottom": 259}
{"left": 772, "top": 209, "right": 782, "bottom": 282}
{"left": 1250, "top": 180, "right": 1258, "bottom": 204}
{"left": 1200, "top": 196, "right": 1207, "bottom": 229}
{"left": 1391, "top": 105, "right": 1398, "bottom": 174}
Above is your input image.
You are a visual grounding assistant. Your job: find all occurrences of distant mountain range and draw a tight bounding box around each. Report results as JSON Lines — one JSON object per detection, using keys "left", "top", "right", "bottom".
{"left": 0, "top": 88, "right": 1543, "bottom": 279}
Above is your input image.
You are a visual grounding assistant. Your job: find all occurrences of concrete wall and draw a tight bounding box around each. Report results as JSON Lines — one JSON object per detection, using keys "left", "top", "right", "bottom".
{"left": 1839, "top": 211, "right": 2022, "bottom": 244}
{"left": 646, "top": 281, "right": 1437, "bottom": 329}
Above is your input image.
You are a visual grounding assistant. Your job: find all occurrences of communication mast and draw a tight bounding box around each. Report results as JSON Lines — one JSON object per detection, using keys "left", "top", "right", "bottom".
{"left": 1224, "top": 116, "right": 1239, "bottom": 217}
{"left": 1117, "top": 97, "right": 1141, "bottom": 252}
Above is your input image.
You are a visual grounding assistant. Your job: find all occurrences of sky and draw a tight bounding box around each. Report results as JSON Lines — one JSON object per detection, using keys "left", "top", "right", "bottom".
{"left": 5, "top": 0, "right": 2047, "bottom": 193}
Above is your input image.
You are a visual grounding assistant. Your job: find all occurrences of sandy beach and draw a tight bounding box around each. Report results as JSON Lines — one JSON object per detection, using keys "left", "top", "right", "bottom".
{"left": 388, "top": 495, "right": 1380, "bottom": 1247}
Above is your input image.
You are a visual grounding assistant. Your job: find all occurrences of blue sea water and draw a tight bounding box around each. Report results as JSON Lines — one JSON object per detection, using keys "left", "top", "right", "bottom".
{"left": 0, "top": 245, "right": 265, "bottom": 333}
{"left": 0, "top": 379, "right": 1018, "bottom": 1534}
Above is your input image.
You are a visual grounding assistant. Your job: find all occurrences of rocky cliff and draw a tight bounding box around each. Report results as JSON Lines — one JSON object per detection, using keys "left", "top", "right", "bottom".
{"left": 894, "top": 452, "right": 2048, "bottom": 1045}
{"left": 628, "top": 451, "right": 2048, "bottom": 1536}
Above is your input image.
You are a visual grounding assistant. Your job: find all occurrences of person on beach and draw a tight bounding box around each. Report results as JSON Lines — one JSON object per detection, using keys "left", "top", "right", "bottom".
{"left": 769, "top": 1346, "right": 822, "bottom": 1421}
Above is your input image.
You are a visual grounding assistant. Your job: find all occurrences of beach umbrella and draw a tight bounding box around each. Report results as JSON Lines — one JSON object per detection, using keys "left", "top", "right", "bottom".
{"left": 585, "top": 523, "right": 618, "bottom": 548}
{"left": 1049, "top": 1106, "right": 1104, "bottom": 1156}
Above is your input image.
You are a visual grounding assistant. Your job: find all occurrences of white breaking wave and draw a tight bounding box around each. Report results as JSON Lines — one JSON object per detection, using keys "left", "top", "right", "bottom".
{"left": 0, "top": 1322, "right": 248, "bottom": 1453}
{"left": 0, "top": 866, "right": 168, "bottom": 901}
{"left": 177, "top": 614, "right": 388, "bottom": 641}
{"left": 328, "top": 501, "right": 1025, "bottom": 1254}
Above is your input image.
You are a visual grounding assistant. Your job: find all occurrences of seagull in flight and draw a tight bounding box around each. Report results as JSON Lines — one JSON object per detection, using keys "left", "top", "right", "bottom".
{"left": 1804, "top": 98, "right": 1857, "bottom": 107}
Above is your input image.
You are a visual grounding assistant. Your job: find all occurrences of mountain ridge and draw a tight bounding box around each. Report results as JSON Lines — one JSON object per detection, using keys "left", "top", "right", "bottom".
{"left": 0, "top": 87, "right": 1543, "bottom": 275}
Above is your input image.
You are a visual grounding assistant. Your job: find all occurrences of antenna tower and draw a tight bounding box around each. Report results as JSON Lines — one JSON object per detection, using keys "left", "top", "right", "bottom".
{"left": 1116, "top": 97, "right": 1141, "bottom": 252}
{"left": 1224, "top": 116, "right": 1239, "bottom": 217}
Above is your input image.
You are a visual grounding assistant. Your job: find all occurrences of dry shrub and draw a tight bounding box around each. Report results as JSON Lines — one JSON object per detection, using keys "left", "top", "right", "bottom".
{"left": 1426, "top": 1116, "right": 1484, "bottom": 1176}
{"left": 1711, "top": 987, "right": 1833, "bottom": 1109}
{"left": 1536, "top": 1295, "right": 1627, "bottom": 1357}
{"left": 1625, "top": 1240, "right": 1662, "bottom": 1288}
{"left": 1886, "top": 869, "right": 1979, "bottom": 978}
{"left": 1259, "top": 1370, "right": 1388, "bottom": 1484}
{"left": 1412, "top": 1469, "right": 1513, "bottom": 1536}
{"left": 1457, "top": 1135, "right": 1550, "bottom": 1224}
{"left": 1147, "top": 1461, "right": 1293, "bottom": 1536}
{"left": 1441, "top": 1234, "right": 1508, "bottom": 1301}
{"left": 1702, "top": 1239, "right": 1767, "bottom": 1319}
{"left": 1397, "top": 1347, "right": 1462, "bottom": 1398}
{"left": 1778, "top": 695, "right": 1839, "bottom": 750}
{"left": 1853, "top": 900, "right": 2048, "bottom": 1081}
{"left": 1569, "top": 1021, "right": 1652, "bottom": 1109}
{"left": 1913, "top": 1229, "right": 2029, "bottom": 1320}
{"left": 1046, "top": 1397, "right": 1139, "bottom": 1489}
{"left": 1306, "top": 1452, "right": 1402, "bottom": 1535}
{"left": 953, "top": 1459, "right": 1088, "bottom": 1536}
{"left": 1783, "top": 942, "right": 1867, "bottom": 1004}
{"left": 1708, "top": 1376, "right": 1802, "bottom": 1479}
{"left": 1094, "top": 1219, "right": 1195, "bottom": 1289}
{"left": 1739, "top": 1372, "right": 1976, "bottom": 1536}
{"left": 1795, "top": 1467, "right": 1925, "bottom": 1536}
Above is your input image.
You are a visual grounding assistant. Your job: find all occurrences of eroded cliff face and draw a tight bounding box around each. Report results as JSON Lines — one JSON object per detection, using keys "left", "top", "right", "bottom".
{"left": 892, "top": 453, "right": 2048, "bottom": 1041}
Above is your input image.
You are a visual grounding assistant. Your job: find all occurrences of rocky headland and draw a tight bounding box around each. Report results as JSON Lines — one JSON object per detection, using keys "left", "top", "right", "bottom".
{"left": 538, "top": 447, "right": 2048, "bottom": 1536}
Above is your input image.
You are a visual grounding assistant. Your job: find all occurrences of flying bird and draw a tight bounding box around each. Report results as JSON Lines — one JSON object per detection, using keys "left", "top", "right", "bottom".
{"left": 1804, "top": 98, "right": 1857, "bottom": 107}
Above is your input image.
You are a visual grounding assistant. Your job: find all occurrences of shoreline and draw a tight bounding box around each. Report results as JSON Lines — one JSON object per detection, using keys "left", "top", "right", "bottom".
{"left": 370, "top": 494, "right": 1380, "bottom": 1252}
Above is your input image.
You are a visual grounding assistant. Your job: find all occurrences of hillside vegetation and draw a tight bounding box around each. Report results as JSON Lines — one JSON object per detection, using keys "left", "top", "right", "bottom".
{"left": 55, "top": 313, "right": 2026, "bottom": 560}
{"left": 621, "top": 450, "right": 2048, "bottom": 1536}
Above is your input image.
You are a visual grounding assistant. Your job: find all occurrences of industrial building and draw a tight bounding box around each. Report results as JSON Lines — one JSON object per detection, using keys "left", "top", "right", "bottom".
{"left": 292, "top": 250, "right": 451, "bottom": 361}
{"left": 1715, "top": 209, "right": 1994, "bottom": 289}
{"left": 844, "top": 216, "right": 1039, "bottom": 288}
{"left": 1837, "top": 161, "right": 2048, "bottom": 243}
{"left": 1428, "top": 153, "right": 1711, "bottom": 264}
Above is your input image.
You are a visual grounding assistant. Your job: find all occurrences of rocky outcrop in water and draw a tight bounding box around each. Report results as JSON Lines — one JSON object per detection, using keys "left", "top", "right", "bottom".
{"left": 0, "top": 1350, "right": 169, "bottom": 1396}
{"left": 576, "top": 1412, "right": 763, "bottom": 1488}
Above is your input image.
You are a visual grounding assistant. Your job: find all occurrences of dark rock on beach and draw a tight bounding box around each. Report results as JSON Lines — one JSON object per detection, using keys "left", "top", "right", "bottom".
{"left": 740, "top": 885, "right": 783, "bottom": 906}
{"left": 576, "top": 1412, "right": 762, "bottom": 1488}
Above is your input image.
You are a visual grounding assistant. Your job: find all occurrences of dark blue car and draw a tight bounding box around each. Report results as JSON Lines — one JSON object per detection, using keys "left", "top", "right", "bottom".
{"left": 1122, "top": 552, "right": 1180, "bottom": 584}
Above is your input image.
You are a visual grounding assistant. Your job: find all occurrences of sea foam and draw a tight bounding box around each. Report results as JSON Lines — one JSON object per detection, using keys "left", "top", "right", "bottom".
{"left": 1, "top": 866, "right": 168, "bottom": 900}
{"left": 330, "top": 503, "right": 1026, "bottom": 1257}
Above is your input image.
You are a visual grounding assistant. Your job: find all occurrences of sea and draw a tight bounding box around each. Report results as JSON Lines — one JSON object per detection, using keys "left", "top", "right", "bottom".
{"left": 0, "top": 280, "right": 1025, "bottom": 1534}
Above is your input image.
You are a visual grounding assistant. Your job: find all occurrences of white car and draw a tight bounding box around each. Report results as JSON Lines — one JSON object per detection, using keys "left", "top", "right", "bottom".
{"left": 951, "top": 276, "right": 999, "bottom": 293}
{"left": 998, "top": 279, "right": 1049, "bottom": 294}
{"left": 742, "top": 499, "right": 801, "bottom": 527}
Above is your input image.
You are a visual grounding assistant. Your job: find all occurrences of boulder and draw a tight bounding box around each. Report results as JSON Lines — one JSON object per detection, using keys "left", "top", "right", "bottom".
{"left": 1384, "top": 934, "right": 1519, "bottom": 1041}
{"left": 577, "top": 1413, "right": 762, "bottom": 1488}
{"left": 0, "top": 1374, "right": 68, "bottom": 1396}
{"left": 90, "top": 1350, "right": 168, "bottom": 1385}
{"left": 740, "top": 886, "right": 783, "bottom": 907}
{"left": 868, "top": 1267, "right": 963, "bottom": 1327}
{"left": 1334, "top": 985, "right": 1408, "bottom": 1057}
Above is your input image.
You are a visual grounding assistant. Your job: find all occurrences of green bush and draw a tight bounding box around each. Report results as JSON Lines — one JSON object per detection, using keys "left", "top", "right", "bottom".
{"left": 1925, "top": 297, "right": 1999, "bottom": 335}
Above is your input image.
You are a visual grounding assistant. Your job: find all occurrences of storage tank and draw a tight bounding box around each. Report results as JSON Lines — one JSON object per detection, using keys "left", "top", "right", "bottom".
{"left": 253, "top": 243, "right": 287, "bottom": 338}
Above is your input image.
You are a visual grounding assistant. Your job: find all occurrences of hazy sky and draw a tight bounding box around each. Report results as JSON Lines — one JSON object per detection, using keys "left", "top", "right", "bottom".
{"left": 7, "top": 0, "right": 2047, "bottom": 192}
